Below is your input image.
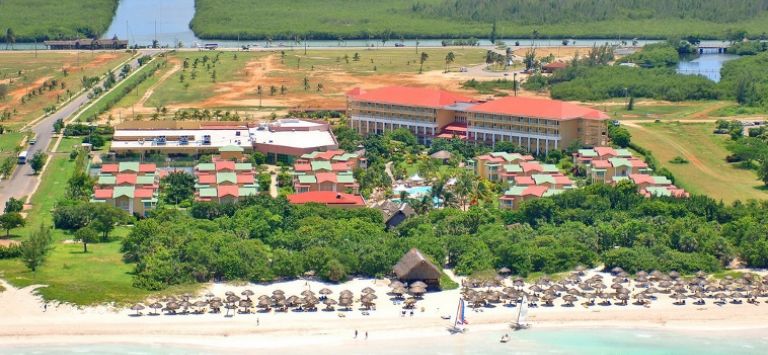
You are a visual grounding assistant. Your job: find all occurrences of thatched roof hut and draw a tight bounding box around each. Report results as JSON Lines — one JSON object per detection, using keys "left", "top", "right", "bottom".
{"left": 393, "top": 248, "right": 441, "bottom": 287}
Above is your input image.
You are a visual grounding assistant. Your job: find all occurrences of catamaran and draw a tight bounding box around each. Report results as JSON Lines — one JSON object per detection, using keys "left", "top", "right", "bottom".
{"left": 511, "top": 295, "right": 530, "bottom": 330}
{"left": 449, "top": 299, "right": 468, "bottom": 333}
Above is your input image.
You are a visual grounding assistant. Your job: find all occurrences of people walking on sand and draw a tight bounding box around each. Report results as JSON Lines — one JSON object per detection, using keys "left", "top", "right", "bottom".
{"left": 257, "top": 318, "right": 260, "bottom": 326}
{"left": 44, "top": 303, "right": 48, "bottom": 312}
{"left": 354, "top": 329, "right": 358, "bottom": 339}
{"left": 365, "top": 331, "right": 368, "bottom": 340}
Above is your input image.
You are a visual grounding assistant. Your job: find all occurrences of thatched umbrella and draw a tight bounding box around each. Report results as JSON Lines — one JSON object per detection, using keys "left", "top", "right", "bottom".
{"left": 403, "top": 298, "right": 417, "bottom": 309}
{"left": 361, "top": 287, "right": 376, "bottom": 294}
{"left": 338, "top": 297, "right": 353, "bottom": 310}
{"left": 165, "top": 301, "right": 180, "bottom": 314}
{"left": 194, "top": 300, "right": 208, "bottom": 308}
{"left": 513, "top": 277, "right": 525, "bottom": 288}
{"left": 567, "top": 288, "right": 582, "bottom": 296}
{"left": 272, "top": 289, "right": 285, "bottom": 296}
{"left": 238, "top": 300, "right": 252, "bottom": 313}
{"left": 225, "top": 291, "right": 236, "bottom": 297}
{"left": 610, "top": 266, "right": 624, "bottom": 275}
{"left": 205, "top": 292, "right": 215, "bottom": 299}
{"left": 257, "top": 298, "right": 272, "bottom": 311}
{"left": 636, "top": 270, "right": 649, "bottom": 277}
{"left": 179, "top": 301, "right": 192, "bottom": 314}
{"left": 562, "top": 294, "right": 578, "bottom": 306}
{"left": 241, "top": 289, "right": 255, "bottom": 300}
{"left": 161, "top": 296, "right": 177, "bottom": 303}
{"left": 551, "top": 284, "right": 567, "bottom": 292}
{"left": 209, "top": 300, "right": 223, "bottom": 313}
{"left": 616, "top": 293, "right": 630, "bottom": 305}
{"left": 499, "top": 267, "right": 512, "bottom": 274}
{"left": 148, "top": 302, "right": 163, "bottom": 315}
{"left": 323, "top": 298, "right": 338, "bottom": 310}
{"left": 672, "top": 293, "right": 687, "bottom": 304}
{"left": 258, "top": 294, "right": 271, "bottom": 301}
{"left": 182, "top": 293, "right": 193, "bottom": 301}
{"left": 409, "top": 286, "right": 427, "bottom": 296}
{"left": 410, "top": 281, "right": 428, "bottom": 289}
{"left": 226, "top": 295, "right": 241, "bottom": 304}
{"left": 649, "top": 270, "right": 664, "bottom": 281}
{"left": 210, "top": 296, "right": 222, "bottom": 302}
{"left": 695, "top": 271, "right": 707, "bottom": 279}
{"left": 542, "top": 294, "right": 556, "bottom": 306}
{"left": 658, "top": 280, "right": 673, "bottom": 289}
{"left": 130, "top": 304, "right": 145, "bottom": 316}
{"left": 669, "top": 271, "right": 681, "bottom": 280}
{"left": 286, "top": 295, "right": 300, "bottom": 308}
{"left": 389, "top": 280, "right": 404, "bottom": 289}
{"left": 301, "top": 290, "right": 316, "bottom": 297}
{"left": 340, "top": 290, "right": 354, "bottom": 297}
{"left": 319, "top": 288, "right": 333, "bottom": 296}
{"left": 529, "top": 285, "right": 544, "bottom": 293}
{"left": 575, "top": 265, "right": 587, "bottom": 275}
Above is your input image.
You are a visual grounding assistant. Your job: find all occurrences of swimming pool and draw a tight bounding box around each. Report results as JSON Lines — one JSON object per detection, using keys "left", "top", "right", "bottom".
{"left": 393, "top": 185, "right": 431, "bottom": 198}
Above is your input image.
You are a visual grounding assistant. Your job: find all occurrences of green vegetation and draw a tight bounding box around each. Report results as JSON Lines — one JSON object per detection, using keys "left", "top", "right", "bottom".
{"left": 462, "top": 78, "right": 517, "bottom": 95}
{"left": 719, "top": 52, "right": 768, "bottom": 108}
{"left": 627, "top": 122, "right": 768, "bottom": 202}
{"left": 729, "top": 40, "right": 768, "bottom": 55}
{"left": 618, "top": 43, "right": 680, "bottom": 68}
{"left": 0, "top": 0, "right": 118, "bottom": 42}
{"left": 191, "top": 0, "right": 768, "bottom": 40}
{"left": 548, "top": 66, "right": 720, "bottom": 102}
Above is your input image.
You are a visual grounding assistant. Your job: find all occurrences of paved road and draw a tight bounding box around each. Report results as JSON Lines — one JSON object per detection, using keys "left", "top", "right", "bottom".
{"left": 0, "top": 51, "right": 156, "bottom": 210}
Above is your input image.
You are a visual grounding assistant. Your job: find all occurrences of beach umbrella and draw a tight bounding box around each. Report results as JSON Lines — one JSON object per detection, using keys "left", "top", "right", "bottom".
{"left": 551, "top": 284, "right": 567, "bottom": 292}
{"left": 513, "top": 277, "right": 525, "bottom": 287}
{"left": 611, "top": 283, "right": 624, "bottom": 290}
{"left": 165, "top": 301, "right": 180, "bottom": 314}
{"left": 272, "top": 289, "right": 285, "bottom": 296}
{"left": 575, "top": 265, "right": 587, "bottom": 275}
{"left": 225, "top": 291, "right": 236, "bottom": 297}
{"left": 529, "top": 285, "right": 543, "bottom": 293}
{"left": 257, "top": 298, "right": 272, "bottom": 310}
{"left": 130, "top": 304, "right": 145, "bottom": 316}
{"left": 205, "top": 292, "right": 215, "bottom": 299}
{"left": 194, "top": 300, "right": 208, "bottom": 307}
{"left": 241, "top": 290, "right": 255, "bottom": 300}
{"left": 148, "top": 302, "right": 163, "bottom": 315}
{"left": 669, "top": 271, "right": 681, "bottom": 279}
{"left": 610, "top": 267, "right": 624, "bottom": 275}
{"left": 210, "top": 296, "right": 222, "bottom": 302}
{"left": 567, "top": 288, "right": 582, "bottom": 296}
{"left": 563, "top": 295, "right": 578, "bottom": 305}
{"left": 258, "top": 294, "right": 270, "bottom": 301}
{"left": 649, "top": 270, "right": 664, "bottom": 280}
{"left": 226, "top": 295, "right": 241, "bottom": 304}
{"left": 340, "top": 290, "right": 353, "bottom": 297}
{"left": 323, "top": 298, "right": 338, "bottom": 310}
{"left": 499, "top": 267, "right": 512, "bottom": 274}
{"left": 695, "top": 271, "right": 707, "bottom": 279}
{"left": 319, "top": 288, "right": 333, "bottom": 296}
{"left": 578, "top": 282, "right": 593, "bottom": 291}
{"left": 286, "top": 296, "right": 300, "bottom": 307}
{"left": 672, "top": 293, "right": 687, "bottom": 303}
{"left": 636, "top": 271, "right": 649, "bottom": 278}
{"left": 410, "top": 281, "right": 428, "bottom": 289}
{"left": 658, "top": 280, "right": 673, "bottom": 289}
{"left": 161, "top": 296, "right": 177, "bottom": 303}
{"left": 301, "top": 290, "right": 316, "bottom": 297}
{"left": 361, "top": 287, "right": 376, "bottom": 294}
{"left": 389, "top": 280, "right": 404, "bottom": 289}
{"left": 182, "top": 293, "right": 193, "bottom": 301}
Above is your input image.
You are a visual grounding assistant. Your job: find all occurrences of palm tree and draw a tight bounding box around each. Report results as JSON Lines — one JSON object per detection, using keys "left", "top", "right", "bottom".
{"left": 444, "top": 51, "right": 455, "bottom": 73}
{"left": 453, "top": 170, "right": 476, "bottom": 210}
{"left": 5, "top": 28, "right": 15, "bottom": 50}
{"left": 419, "top": 52, "right": 429, "bottom": 74}
{"left": 257, "top": 85, "right": 263, "bottom": 107}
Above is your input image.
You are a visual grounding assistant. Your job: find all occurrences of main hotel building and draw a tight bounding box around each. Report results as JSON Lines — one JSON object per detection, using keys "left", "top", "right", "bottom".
{"left": 347, "top": 86, "right": 608, "bottom": 154}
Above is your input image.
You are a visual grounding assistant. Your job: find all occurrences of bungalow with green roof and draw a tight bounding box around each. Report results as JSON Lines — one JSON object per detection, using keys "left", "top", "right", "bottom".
{"left": 194, "top": 153, "right": 258, "bottom": 203}
{"left": 91, "top": 162, "right": 159, "bottom": 216}
{"left": 293, "top": 149, "right": 362, "bottom": 195}
{"left": 470, "top": 152, "right": 535, "bottom": 182}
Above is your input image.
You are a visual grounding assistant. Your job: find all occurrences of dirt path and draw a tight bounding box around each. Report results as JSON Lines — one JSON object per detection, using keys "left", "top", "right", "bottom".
{"left": 624, "top": 122, "right": 718, "bottom": 178}
{"left": 136, "top": 62, "right": 181, "bottom": 108}
{"left": 0, "top": 75, "right": 52, "bottom": 109}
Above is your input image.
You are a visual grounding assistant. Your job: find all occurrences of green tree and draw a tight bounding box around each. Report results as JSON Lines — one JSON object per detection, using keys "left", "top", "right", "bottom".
{"left": 74, "top": 226, "right": 98, "bottom": 253}
{"left": 4, "top": 197, "right": 23, "bottom": 213}
{"left": 0, "top": 83, "right": 8, "bottom": 101}
{"left": 30, "top": 151, "right": 46, "bottom": 175}
{"left": 757, "top": 157, "right": 768, "bottom": 187}
{"left": 609, "top": 126, "right": 631, "bottom": 148}
{"left": 444, "top": 51, "right": 455, "bottom": 73}
{"left": 20, "top": 224, "right": 52, "bottom": 272}
{"left": 90, "top": 204, "right": 128, "bottom": 241}
{"left": 1, "top": 156, "right": 14, "bottom": 178}
{"left": 0, "top": 212, "right": 24, "bottom": 237}
{"left": 4, "top": 28, "right": 15, "bottom": 50}
{"left": 419, "top": 52, "right": 429, "bottom": 73}
{"left": 161, "top": 171, "right": 196, "bottom": 204}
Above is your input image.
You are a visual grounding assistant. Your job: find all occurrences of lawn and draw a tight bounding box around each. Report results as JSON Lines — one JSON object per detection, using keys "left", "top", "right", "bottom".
{"left": 0, "top": 0, "right": 117, "bottom": 42}
{"left": 0, "top": 138, "right": 201, "bottom": 305}
{"left": 190, "top": 0, "right": 768, "bottom": 40}
{"left": 626, "top": 122, "right": 768, "bottom": 203}
{"left": 291, "top": 48, "right": 486, "bottom": 75}
{"left": 0, "top": 51, "right": 133, "bottom": 129}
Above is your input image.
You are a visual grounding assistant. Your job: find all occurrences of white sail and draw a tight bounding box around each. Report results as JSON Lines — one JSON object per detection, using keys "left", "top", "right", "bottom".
{"left": 518, "top": 295, "right": 528, "bottom": 325}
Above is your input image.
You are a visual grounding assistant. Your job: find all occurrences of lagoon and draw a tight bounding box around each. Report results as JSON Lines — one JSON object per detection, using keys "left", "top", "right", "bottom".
{"left": 676, "top": 53, "right": 739, "bottom": 82}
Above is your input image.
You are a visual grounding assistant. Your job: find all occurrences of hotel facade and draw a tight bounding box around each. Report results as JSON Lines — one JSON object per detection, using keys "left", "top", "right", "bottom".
{"left": 347, "top": 86, "right": 609, "bottom": 154}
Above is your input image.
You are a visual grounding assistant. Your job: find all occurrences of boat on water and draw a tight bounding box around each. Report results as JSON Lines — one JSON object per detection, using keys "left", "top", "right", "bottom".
{"left": 511, "top": 295, "right": 530, "bottom": 330}
{"left": 500, "top": 334, "right": 510, "bottom": 343}
{"left": 448, "top": 299, "right": 468, "bottom": 334}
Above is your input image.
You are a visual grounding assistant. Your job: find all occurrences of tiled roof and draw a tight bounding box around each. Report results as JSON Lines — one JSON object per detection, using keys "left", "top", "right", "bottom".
{"left": 287, "top": 191, "right": 365, "bottom": 206}
{"left": 216, "top": 172, "right": 238, "bottom": 184}
{"left": 315, "top": 172, "right": 337, "bottom": 183}
{"left": 217, "top": 185, "right": 239, "bottom": 198}
{"left": 198, "top": 173, "right": 216, "bottom": 184}
{"left": 347, "top": 86, "right": 474, "bottom": 108}
{"left": 116, "top": 174, "right": 137, "bottom": 185}
{"left": 196, "top": 163, "right": 216, "bottom": 172}
{"left": 199, "top": 187, "right": 217, "bottom": 198}
{"left": 136, "top": 175, "right": 156, "bottom": 185}
{"left": 98, "top": 175, "right": 116, "bottom": 185}
{"left": 234, "top": 163, "right": 253, "bottom": 171}
{"left": 215, "top": 161, "right": 236, "bottom": 171}
{"left": 118, "top": 162, "right": 140, "bottom": 172}
{"left": 514, "top": 176, "right": 535, "bottom": 186}
{"left": 239, "top": 187, "right": 258, "bottom": 197}
{"left": 467, "top": 96, "right": 609, "bottom": 121}
{"left": 236, "top": 174, "right": 255, "bottom": 184}
{"left": 298, "top": 175, "right": 317, "bottom": 184}
{"left": 139, "top": 163, "right": 156, "bottom": 173}
{"left": 294, "top": 163, "right": 312, "bottom": 172}
{"left": 311, "top": 161, "right": 332, "bottom": 171}
{"left": 113, "top": 186, "right": 135, "bottom": 198}
{"left": 101, "top": 164, "right": 118, "bottom": 173}
{"left": 336, "top": 173, "right": 356, "bottom": 184}
{"left": 134, "top": 188, "right": 155, "bottom": 198}
{"left": 93, "top": 188, "right": 113, "bottom": 199}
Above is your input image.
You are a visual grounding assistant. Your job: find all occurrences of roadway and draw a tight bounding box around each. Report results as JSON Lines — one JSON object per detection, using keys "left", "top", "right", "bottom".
{"left": 0, "top": 51, "right": 158, "bottom": 210}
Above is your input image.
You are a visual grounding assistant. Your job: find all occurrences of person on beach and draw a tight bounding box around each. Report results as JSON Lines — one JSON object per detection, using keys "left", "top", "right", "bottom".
{"left": 365, "top": 331, "right": 368, "bottom": 340}
{"left": 257, "top": 318, "right": 260, "bottom": 326}
{"left": 43, "top": 303, "right": 48, "bottom": 312}
{"left": 354, "top": 330, "right": 358, "bottom": 339}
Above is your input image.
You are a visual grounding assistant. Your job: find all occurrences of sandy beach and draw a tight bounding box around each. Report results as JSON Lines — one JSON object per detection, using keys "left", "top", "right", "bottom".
{"left": 2, "top": 272, "right": 768, "bottom": 352}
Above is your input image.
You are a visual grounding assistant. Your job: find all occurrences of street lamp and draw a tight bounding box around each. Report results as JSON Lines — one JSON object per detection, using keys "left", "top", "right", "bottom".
{"left": 513, "top": 73, "right": 518, "bottom": 97}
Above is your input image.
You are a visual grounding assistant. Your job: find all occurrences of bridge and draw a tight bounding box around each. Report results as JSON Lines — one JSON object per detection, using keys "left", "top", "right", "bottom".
{"left": 698, "top": 45, "right": 730, "bottom": 54}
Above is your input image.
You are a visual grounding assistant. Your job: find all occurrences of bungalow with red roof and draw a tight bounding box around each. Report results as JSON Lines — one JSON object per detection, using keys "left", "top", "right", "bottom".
{"left": 470, "top": 152, "right": 535, "bottom": 182}
{"left": 292, "top": 150, "right": 361, "bottom": 194}
{"left": 91, "top": 162, "right": 159, "bottom": 216}
{"left": 348, "top": 86, "right": 609, "bottom": 153}
{"left": 195, "top": 156, "right": 258, "bottom": 203}
{"left": 286, "top": 191, "right": 366, "bottom": 208}
{"left": 499, "top": 185, "right": 563, "bottom": 209}
{"left": 625, "top": 174, "right": 690, "bottom": 199}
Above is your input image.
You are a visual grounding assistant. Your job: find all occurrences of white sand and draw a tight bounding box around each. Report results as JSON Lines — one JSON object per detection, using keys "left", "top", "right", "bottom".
{"left": 2, "top": 273, "right": 768, "bottom": 350}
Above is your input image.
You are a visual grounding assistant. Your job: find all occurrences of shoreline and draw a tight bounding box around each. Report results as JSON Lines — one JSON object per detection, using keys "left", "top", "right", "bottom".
{"left": 3, "top": 276, "right": 768, "bottom": 351}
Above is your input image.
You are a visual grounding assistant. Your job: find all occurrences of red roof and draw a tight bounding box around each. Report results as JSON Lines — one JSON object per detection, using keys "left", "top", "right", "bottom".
{"left": 436, "top": 133, "right": 466, "bottom": 139}
{"left": 443, "top": 122, "right": 468, "bottom": 132}
{"left": 236, "top": 174, "right": 255, "bottom": 184}
{"left": 218, "top": 185, "right": 239, "bottom": 198}
{"left": 197, "top": 173, "right": 216, "bottom": 184}
{"left": 314, "top": 150, "right": 345, "bottom": 160}
{"left": 467, "top": 96, "right": 609, "bottom": 121}
{"left": 521, "top": 162, "right": 543, "bottom": 174}
{"left": 543, "top": 61, "right": 568, "bottom": 69}
{"left": 101, "top": 164, "right": 118, "bottom": 174}
{"left": 287, "top": 191, "right": 365, "bottom": 206}
{"left": 134, "top": 188, "right": 155, "bottom": 198}
{"left": 594, "top": 147, "right": 617, "bottom": 157}
{"left": 629, "top": 158, "right": 649, "bottom": 169}
{"left": 524, "top": 185, "right": 549, "bottom": 197}
{"left": 94, "top": 188, "right": 113, "bottom": 199}
{"left": 139, "top": 163, "right": 156, "bottom": 173}
{"left": 331, "top": 162, "right": 351, "bottom": 171}
{"left": 347, "top": 86, "right": 474, "bottom": 108}
{"left": 294, "top": 163, "right": 312, "bottom": 172}
{"left": 116, "top": 174, "right": 137, "bottom": 185}
{"left": 514, "top": 176, "right": 535, "bottom": 186}
{"left": 629, "top": 174, "right": 654, "bottom": 185}
{"left": 215, "top": 161, "right": 235, "bottom": 171}
{"left": 553, "top": 175, "right": 573, "bottom": 186}
{"left": 315, "top": 172, "right": 337, "bottom": 184}
{"left": 592, "top": 160, "right": 611, "bottom": 169}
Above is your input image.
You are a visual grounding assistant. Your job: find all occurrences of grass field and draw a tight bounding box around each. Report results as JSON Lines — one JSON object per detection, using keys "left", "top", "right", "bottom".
{"left": 0, "top": 51, "right": 133, "bottom": 129}
{"left": 627, "top": 122, "right": 768, "bottom": 203}
{"left": 0, "top": 143, "right": 199, "bottom": 304}
{"left": 0, "top": 0, "right": 117, "bottom": 42}
{"left": 190, "top": 0, "right": 768, "bottom": 40}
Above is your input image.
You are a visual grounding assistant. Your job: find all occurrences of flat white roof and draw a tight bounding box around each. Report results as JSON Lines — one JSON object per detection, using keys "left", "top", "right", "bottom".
{"left": 250, "top": 128, "right": 335, "bottom": 149}
{"left": 269, "top": 119, "right": 325, "bottom": 128}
